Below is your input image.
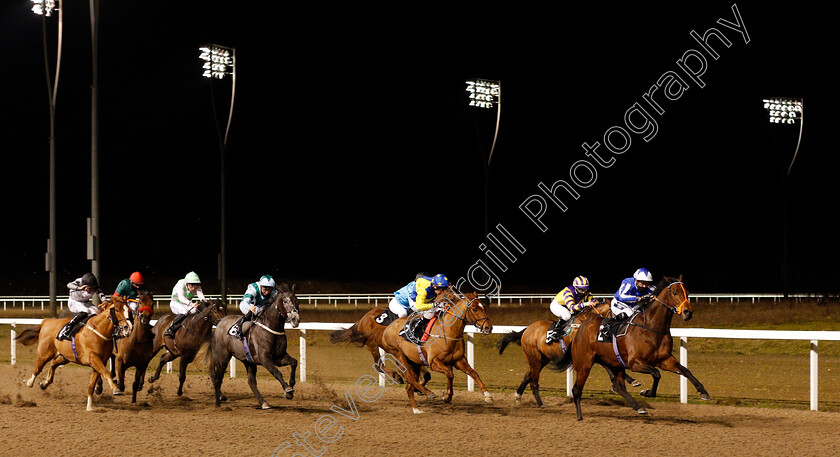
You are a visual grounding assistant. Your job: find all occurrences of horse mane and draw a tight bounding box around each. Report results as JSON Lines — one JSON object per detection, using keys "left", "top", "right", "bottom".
{"left": 656, "top": 275, "right": 681, "bottom": 291}
{"left": 276, "top": 282, "right": 293, "bottom": 293}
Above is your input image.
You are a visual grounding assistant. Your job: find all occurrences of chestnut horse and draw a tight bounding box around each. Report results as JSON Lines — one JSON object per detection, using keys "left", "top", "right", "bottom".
{"left": 112, "top": 293, "right": 156, "bottom": 403}
{"left": 570, "top": 275, "right": 710, "bottom": 420}
{"left": 329, "top": 307, "right": 431, "bottom": 386}
{"left": 147, "top": 299, "right": 227, "bottom": 396}
{"left": 380, "top": 289, "right": 493, "bottom": 413}
{"left": 208, "top": 283, "right": 300, "bottom": 408}
{"left": 16, "top": 296, "right": 129, "bottom": 411}
{"left": 497, "top": 301, "right": 639, "bottom": 407}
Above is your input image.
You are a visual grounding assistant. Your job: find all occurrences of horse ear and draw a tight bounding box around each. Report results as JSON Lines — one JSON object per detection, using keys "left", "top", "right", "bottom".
{"left": 679, "top": 274, "right": 684, "bottom": 282}
{"left": 291, "top": 283, "right": 297, "bottom": 293}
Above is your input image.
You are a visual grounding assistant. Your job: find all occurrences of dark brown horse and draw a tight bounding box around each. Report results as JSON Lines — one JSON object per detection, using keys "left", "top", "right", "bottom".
{"left": 570, "top": 275, "right": 710, "bottom": 420}
{"left": 329, "top": 307, "right": 431, "bottom": 386}
{"left": 380, "top": 289, "right": 493, "bottom": 413}
{"left": 207, "top": 283, "right": 300, "bottom": 408}
{"left": 147, "top": 299, "right": 227, "bottom": 396}
{"left": 16, "top": 296, "right": 129, "bottom": 411}
{"left": 112, "top": 293, "right": 156, "bottom": 403}
{"left": 497, "top": 301, "right": 638, "bottom": 407}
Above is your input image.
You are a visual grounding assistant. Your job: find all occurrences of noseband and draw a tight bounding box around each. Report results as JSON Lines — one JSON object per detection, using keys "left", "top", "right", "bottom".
{"left": 654, "top": 281, "right": 689, "bottom": 315}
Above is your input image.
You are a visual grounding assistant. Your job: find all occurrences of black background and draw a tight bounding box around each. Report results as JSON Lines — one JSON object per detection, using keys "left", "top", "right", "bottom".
{"left": 1, "top": 3, "right": 835, "bottom": 295}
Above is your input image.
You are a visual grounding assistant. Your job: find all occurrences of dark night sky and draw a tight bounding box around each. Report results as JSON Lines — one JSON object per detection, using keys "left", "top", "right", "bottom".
{"left": 1, "top": 3, "right": 836, "bottom": 295}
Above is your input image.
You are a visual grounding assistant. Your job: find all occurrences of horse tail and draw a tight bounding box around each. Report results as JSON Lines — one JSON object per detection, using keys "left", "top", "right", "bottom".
{"left": 15, "top": 325, "right": 43, "bottom": 346}
{"left": 547, "top": 343, "right": 573, "bottom": 373}
{"left": 496, "top": 329, "right": 525, "bottom": 355}
{"left": 329, "top": 324, "right": 367, "bottom": 346}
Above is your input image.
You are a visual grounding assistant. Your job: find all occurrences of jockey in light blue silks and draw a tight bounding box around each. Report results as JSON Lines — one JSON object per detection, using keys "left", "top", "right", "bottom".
{"left": 599, "top": 268, "right": 656, "bottom": 339}
{"left": 228, "top": 275, "right": 280, "bottom": 338}
{"left": 391, "top": 273, "right": 450, "bottom": 342}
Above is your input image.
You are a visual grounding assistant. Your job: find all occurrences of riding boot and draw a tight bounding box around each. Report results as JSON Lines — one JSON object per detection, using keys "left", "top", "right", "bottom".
{"left": 545, "top": 318, "right": 567, "bottom": 344}
{"left": 57, "top": 313, "right": 86, "bottom": 341}
{"left": 164, "top": 313, "right": 189, "bottom": 338}
{"left": 228, "top": 311, "right": 253, "bottom": 338}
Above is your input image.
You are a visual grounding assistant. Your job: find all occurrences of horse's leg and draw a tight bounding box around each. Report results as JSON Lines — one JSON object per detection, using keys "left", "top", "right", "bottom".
{"left": 625, "top": 373, "right": 641, "bottom": 387}
{"left": 89, "top": 354, "right": 118, "bottom": 393}
{"left": 113, "top": 357, "right": 125, "bottom": 395}
{"left": 177, "top": 355, "right": 194, "bottom": 396}
{"left": 245, "top": 362, "right": 270, "bottom": 409}
{"left": 571, "top": 351, "right": 595, "bottom": 421}
{"left": 259, "top": 359, "right": 294, "bottom": 400}
{"left": 452, "top": 357, "right": 494, "bottom": 405}
{"left": 638, "top": 367, "right": 661, "bottom": 398}
{"left": 406, "top": 375, "right": 422, "bottom": 414}
{"left": 274, "top": 352, "right": 298, "bottom": 389}
{"left": 40, "top": 354, "right": 69, "bottom": 390}
{"left": 658, "top": 355, "right": 711, "bottom": 400}
{"left": 209, "top": 351, "right": 231, "bottom": 408}
{"left": 25, "top": 347, "right": 56, "bottom": 388}
{"left": 608, "top": 367, "right": 646, "bottom": 415}
{"left": 368, "top": 343, "right": 401, "bottom": 383}
{"left": 87, "top": 371, "right": 101, "bottom": 411}
{"left": 391, "top": 350, "right": 435, "bottom": 398}
{"left": 148, "top": 351, "right": 175, "bottom": 383}
{"left": 132, "top": 363, "right": 149, "bottom": 403}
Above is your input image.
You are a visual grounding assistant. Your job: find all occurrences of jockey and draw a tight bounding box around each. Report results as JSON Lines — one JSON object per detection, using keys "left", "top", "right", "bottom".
{"left": 388, "top": 272, "right": 430, "bottom": 318}
{"left": 113, "top": 271, "right": 149, "bottom": 313}
{"left": 57, "top": 273, "right": 108, "bottom": 341}
{"left": 399, "top": 273, "right": 450, "bottom": 342}
{"left": 228, "top": 275, "right": 280, "bottom": 338}
{"left": 545, "top": 275, "right": 597, "bottom": 344}
{"left": 164, "top": 271, "right": 206, "bottom": 337}
{"left": 600, "top": 268, "right": 656, "bottom": 339}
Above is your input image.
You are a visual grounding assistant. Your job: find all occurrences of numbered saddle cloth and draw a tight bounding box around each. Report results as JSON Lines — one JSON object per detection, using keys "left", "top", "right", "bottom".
{"left": 373, "top": 309, "right": 398, "bottom": 326}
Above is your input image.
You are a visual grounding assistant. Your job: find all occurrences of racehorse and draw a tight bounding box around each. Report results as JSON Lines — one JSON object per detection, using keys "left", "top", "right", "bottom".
{"left": 147, "top": 299, "right": 227, "bottom": 396}
{"left": 380, "top": 289, "right": 493, "bottom": 413}
{"left": 112, "top": 293, "right": 156, "bottom": 403}
{"left": 16, "top": 296, "right": 130, "bottom": 411}
{"left": 497, "top": 301, "right": 640, "bottom": 407}
{"left": 329, "top": 307, "right": 431, "bottom": 386}
{"left": 570, "top": 275, "right": 710, "bottom": 420}
{"left": 207, "top": 283, "right": 300, "bottom": 408}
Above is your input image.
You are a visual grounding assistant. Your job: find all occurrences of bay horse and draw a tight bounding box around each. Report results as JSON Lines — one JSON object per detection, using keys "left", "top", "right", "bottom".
{"left": 207, "top": 283, "right": 300, "bottom": 409}
{"left": 497, "top": 301, "right": 640, "bottom": 407}
{"left": 329, "top": 307, "right": 431, "bottom": 386}
{"left": 147, "top": 298, "right": 227, "bottom": 396}
{"left": 570, "top": 275, "right": 710, "bottom": 420}
{"left": 16, "top": 296, "right": 130, "bottom": 411}
{"left": 112, "top": 293, "right": 156, "bottom": 403}
{"left": 380, "top": 289, "right": 493, "bottom": 414}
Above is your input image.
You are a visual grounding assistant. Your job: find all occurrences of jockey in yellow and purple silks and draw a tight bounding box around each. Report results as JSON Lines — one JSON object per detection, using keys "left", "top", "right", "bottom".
{"left": 546, "top": 276, "right": 598, "bottom": 344}
{"left": 398, "top": 273, "right": 450, "bottom": 342}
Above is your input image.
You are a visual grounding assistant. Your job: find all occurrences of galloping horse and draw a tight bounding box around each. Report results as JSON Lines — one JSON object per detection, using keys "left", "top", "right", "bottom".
{"left": 497, "top": 301, "right": 636, "bottom": 407}
{"left": 208, "top": 283, "right": 300, "bottom": 408}
{"left": 16, "top": 296, "right": 129, "bottom": 411}
{"left": 147, "top": 299, "right": 227, "bottom": 396}
{"left": 112, "top": 293, "right": 156, "bottom": 403}
{"left": 380, "top": 289, "right": 493, "bottom": 413}
{"left": 570, "top": 275, "right": 710, "bottom": 420}
{"left": 329, "top": 307, "right": 430, "bottom": 386}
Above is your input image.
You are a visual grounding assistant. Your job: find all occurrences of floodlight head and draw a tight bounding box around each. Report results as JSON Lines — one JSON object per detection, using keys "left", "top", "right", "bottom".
{"left": 31, "top": 0, "right": 57, "bottom": 16}
{"left": 762, "top": 97, "right": 802, "bottom": 125}
{"left": 199, "top": 44, "right": 235, "bottom": 79}
{"left": 466, "top": 78, "right": 500, "bottom": 109}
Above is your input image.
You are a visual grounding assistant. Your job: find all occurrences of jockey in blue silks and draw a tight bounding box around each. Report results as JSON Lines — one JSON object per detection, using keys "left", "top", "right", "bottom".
{"left": 599, "top": 268, "right": 656, "bottom": 339}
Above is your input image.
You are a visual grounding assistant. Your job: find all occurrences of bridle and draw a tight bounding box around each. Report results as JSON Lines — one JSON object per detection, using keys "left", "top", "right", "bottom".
{"left": 90, "top": 306, "right": 129, "bottom": 340}
{"left": 439, "top": 294, "right": 491, "bottom": 332}
{"left": 253, "top": 292, "right": 298, "bottom": 335}
{"left": 653, "top": 281, "right": 689, "bottom": 315}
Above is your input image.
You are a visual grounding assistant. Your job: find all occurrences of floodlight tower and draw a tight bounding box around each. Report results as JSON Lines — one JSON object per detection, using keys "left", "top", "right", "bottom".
{"left": 466, "top": 78, "right": 501, "bottom": 292}
{"left": 199, "top": 44, "right": 236, "bottom": 304}
{"left": 30, "top": 0, "right": 62, "bottom": 316}
{"left": 762, "top": 97, "right": 803, "bottom": 297}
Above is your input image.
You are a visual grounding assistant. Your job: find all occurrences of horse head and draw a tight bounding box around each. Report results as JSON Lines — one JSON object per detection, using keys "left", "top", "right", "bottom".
{"left": 278, "top": 283, "right": 300, "bottom": 328}
{"left": 435, "top": 289, "right": 492, "bottom": 335}
{"left": 655, "top": 274, "right": 692, "bottom": 321}
{"left": 136, "top": 293, "right": 155, "bottom": 325}
{"left": 203, "top": 298, "right": 228, "bottom": 325}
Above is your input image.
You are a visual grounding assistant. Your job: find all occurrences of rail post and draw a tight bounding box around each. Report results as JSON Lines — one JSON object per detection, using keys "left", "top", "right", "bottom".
{"left": 300, "top": 329, "right": 307, "bottom": 383}
{"left": 467, "top": 332, "right": 475, "bottom": 392}
{"left": 11, "top": 323, "right": 16, "bottom": 366}
{"left": 680, "top": 336, "right": 688, "bottom": 404}
{"left": 811, "top": 340, "right": 818, "bottom": 411}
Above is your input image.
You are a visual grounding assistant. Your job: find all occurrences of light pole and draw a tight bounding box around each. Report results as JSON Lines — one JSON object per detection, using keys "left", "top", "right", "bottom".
{"left": 30, "top": 0, "right": 62, "bottom": 317}
{"left": 466, "top": 78, "right": 501, "bottom": 287}
{"left": 763, "top": 97, "right": 803, "bottom": 297}
{"left": 199, "top": 44, "right": 236, "bottom": 304}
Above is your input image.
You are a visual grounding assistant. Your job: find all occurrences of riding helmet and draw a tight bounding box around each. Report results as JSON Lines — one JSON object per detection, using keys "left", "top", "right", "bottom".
{"left": 572, "top": 276, "right": 590, "bottom": 290}
{"left": 185, "top": 271, "right": 201, "bottom": 284}
{"left": 129, "top": 271, "right": 145, "bottom": 285}
{"left": 432, "top": 274, "right": 450, "bottom": 288}
{"left": 81, "top": 272, "right": 99, "bottom": 288}
{"left": 633, "top": 268, "right": 653, "bottom": 283}
{"left": 258, "top": 275, "right": 276, "bottom": 288}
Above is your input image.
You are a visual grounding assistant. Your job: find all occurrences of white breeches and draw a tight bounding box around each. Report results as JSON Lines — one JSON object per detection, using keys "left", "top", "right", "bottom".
{"left": 388, "top": 298, "right": 410, "bottom": 318}
{"left": 611, "top": 298, "right": 635, "bottom": 318}
{"left": 170, "top": 301, "right": 197, "bottom": 315}
{"left": 549, "top": 300, "right": 572, "bottom": 320}
{"left": 67, "top": 299, "right": 97, "bottom": 315}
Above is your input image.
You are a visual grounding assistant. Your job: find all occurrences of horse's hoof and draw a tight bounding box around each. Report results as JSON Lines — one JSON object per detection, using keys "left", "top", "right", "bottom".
{"left": 631, "top": 380, "right": 642, "bottom": 387}
{"left": 412, "top": 408, "right": 425, "bottom": 414}
{"left": 113, "top": 390, "right": 123, "bottom": 396}
{"left": 147, "top": 376, "right": 156, "bottom": 384}
{"left": 640, "top": 389, "right": 655, "bottom": 398}
{"left": 220, "top": 395, "right": 228, "bottom": 402}
{"left": 261, "top": 402, "right": 271, "bottom": 410}
{"left": 700, "top": 393, "right": 711, "bottom": 401}
{"left": 285, "top": 391, "right": 294, "bottom": 400}
{"left": 94, "top": 384, "right": 103, "bottom": 396}
{"left": 637, "top": 408, "right": 648, "bottom": 415}
{"left": 483, "top": 392, "right": 493, "bottom": 404}
{"left": 425, "top": 392, "right": 437, "bottom": 400}
{"left": 513, "top": 393, "right": 522, "bottom": 405}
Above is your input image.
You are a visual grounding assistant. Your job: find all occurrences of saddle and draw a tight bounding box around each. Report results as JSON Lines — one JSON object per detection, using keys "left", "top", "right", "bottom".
{"left": 402, "top": 313, "right": 438, "bottom": 345}
{"left": 597, "top": 314, "right": 634, "bottom": 342}
{"left": 374, "top": 309, "right": 398, "bottom": 326}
